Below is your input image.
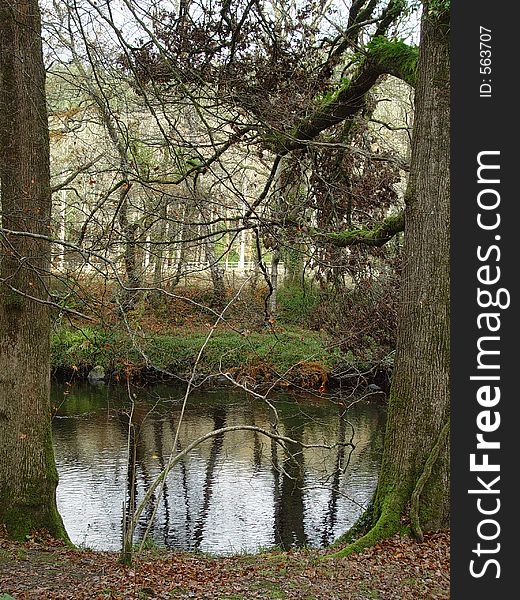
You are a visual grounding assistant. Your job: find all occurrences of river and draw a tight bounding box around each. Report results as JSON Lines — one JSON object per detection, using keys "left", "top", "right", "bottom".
{"left": 51, "top": 382, "right": 385, "bottom": 555}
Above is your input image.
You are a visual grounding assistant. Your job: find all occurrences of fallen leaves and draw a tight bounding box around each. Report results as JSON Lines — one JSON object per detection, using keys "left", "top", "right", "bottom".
{"left": 0, "top": 530, "right": 450, "bottom": 599}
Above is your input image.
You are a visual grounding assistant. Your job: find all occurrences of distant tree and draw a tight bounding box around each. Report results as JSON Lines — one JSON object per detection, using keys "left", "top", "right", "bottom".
{"left": 0, "top": 0, "right": 68, "bottom": 540}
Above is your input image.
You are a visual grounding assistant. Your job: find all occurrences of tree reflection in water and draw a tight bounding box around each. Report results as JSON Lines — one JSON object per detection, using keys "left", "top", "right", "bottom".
{"left": 52, "top": 383, "right": 384, "bottom": 553}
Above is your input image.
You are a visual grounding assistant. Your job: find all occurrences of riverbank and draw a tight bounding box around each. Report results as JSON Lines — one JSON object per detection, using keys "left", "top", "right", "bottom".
{"left": 0, "top": 530, "right": 449, "bottom": 599}
{"left": 51, "top": 325, "right": 393, "bottom": 393}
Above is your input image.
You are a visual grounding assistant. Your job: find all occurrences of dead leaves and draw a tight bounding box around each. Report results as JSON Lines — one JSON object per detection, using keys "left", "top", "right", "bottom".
{"left": 0, "top": 531, "right": 450, "bottom": 599}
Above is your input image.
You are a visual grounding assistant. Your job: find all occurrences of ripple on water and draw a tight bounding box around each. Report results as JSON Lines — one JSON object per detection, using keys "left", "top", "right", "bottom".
{"left": 52, "top": 383, "right": 384, "bottom": 554}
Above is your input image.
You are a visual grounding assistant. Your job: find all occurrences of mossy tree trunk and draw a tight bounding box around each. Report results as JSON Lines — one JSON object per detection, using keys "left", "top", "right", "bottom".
{"left": 336, "top": 3, "right": 450, "bottom": 555}
{"left": 0, "top": 0, "right": 69, "bottom": 541}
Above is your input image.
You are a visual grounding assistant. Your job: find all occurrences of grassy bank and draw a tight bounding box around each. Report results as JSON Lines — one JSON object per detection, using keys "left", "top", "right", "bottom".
{"left": 48, "top": 280, "right": 396, "bottom": 392}
{"left": 51, "top": 325, "right": 347, "bottom": 390}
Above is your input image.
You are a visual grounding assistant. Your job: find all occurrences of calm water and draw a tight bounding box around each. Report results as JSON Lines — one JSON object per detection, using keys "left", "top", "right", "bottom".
{"left": 51, "top": 382, "right": 385, "bottom": 555}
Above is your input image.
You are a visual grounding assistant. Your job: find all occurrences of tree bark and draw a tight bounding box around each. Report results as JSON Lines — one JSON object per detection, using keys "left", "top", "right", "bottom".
{"left": 335, "top": 3, "right": 450, "bottom": 555}
{"left": 0, "top": 0, "right": 68, "bottom": 540}
{"left": 269, "top": 250, "right": 281, "bottom": 317}
{"left": 194, "top": 182, "right": 226, "bottom": 309}
{"left": 203, "top": 234, "right": 227, "bottom": 310}
{"left": 153, "top": 201, "right": 168, "bottom": 287}
{"left": 117, "top": 184, "right": 141, "bottom": 310}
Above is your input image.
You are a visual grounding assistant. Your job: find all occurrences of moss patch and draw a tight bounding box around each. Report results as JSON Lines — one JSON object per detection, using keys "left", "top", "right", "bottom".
{"left": 367, "top": 37, "right": 419, "bottom": 86}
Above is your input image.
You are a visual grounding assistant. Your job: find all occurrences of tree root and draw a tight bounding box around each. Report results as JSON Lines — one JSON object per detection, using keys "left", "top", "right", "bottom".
{"left": 325, "top": 496, "right": 404, "bottom": 559}
{"left": 410, "top": 419, "right": 450, "bottom": 542}
{"left": 326, "top": 419, "right": 450, "bottom": 559}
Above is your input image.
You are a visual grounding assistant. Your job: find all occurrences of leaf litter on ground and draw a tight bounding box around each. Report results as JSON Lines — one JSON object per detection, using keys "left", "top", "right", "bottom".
{"left": 0, "top": 529, "right": 449, "bottom": 599}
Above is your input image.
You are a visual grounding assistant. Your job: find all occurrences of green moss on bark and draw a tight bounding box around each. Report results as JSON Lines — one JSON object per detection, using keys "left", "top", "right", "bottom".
{"left": 328, "top": 492, "right": 408, "bottom": 558}
{"left": 319, "top": 212, "right": 405, "bottom": 248}
{"left": 3, "top": 503, "right": 68, "bottom": 542}
{"left": 367, "top": 37, "right": 419, "bottom": 86}
{"left": 1, "top": 425, "right": 69, "bottom": 543}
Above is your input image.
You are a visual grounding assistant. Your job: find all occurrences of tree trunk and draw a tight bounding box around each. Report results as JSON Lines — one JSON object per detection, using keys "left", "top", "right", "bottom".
{"left": 336, "top": 4, "right": 450, "bottom": 555}
{"left": 203, "top": 233, "right": 227, "bottom": 310}
{"left": 74, "top": 59, "right": 142, "bottom": 310}
{"left": 153, "top": 201, "right": 168, "bottom": 287}
{"left": 269, "top": 250, "right": 281, "bottom": 317}
{"left": 118, "top": 184, "right": 141, "bottom": 310}
{"left": 194, "top": 185, "right": 226, "bottom": 309}
{"left": 0, "top": 0, "right": 68, "bottom": 541}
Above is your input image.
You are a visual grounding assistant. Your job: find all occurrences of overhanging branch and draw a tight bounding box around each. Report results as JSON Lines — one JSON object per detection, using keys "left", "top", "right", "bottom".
{"left": 271, "top": 38, "right": 417, "bottom": 155}
{"left": 314, "top": 211, "right": 405, "bottom": 247}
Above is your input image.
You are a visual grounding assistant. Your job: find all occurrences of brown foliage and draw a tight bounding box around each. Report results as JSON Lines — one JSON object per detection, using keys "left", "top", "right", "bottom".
{"left": 0, "top": 529, "right": 450, "bottom": 599}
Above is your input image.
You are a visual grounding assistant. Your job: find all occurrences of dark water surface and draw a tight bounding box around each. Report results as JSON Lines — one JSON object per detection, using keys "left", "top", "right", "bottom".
{"left": 51, "top": 383, "right": 385, "bottom": 555}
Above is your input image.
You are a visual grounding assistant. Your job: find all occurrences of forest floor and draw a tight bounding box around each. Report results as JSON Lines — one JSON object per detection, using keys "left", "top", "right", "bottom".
{"left": 0, "top": 530, "right": 449, "bottom": 599}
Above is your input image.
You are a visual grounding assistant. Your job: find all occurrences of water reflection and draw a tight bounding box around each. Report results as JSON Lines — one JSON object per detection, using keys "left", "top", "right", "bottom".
{"left": 52, "top": 383, "right": 385, "bottom": 555}
{"left": 274, "top": 411, "right": 307, "bottom": 548}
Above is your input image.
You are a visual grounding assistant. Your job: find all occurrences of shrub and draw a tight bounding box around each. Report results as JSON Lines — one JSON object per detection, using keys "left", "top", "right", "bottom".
{"left": 315, "top": 270, "right": 400, "bottom": 361}
{"left": 276, "top": 282, "right": 320, "bottom": 327}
